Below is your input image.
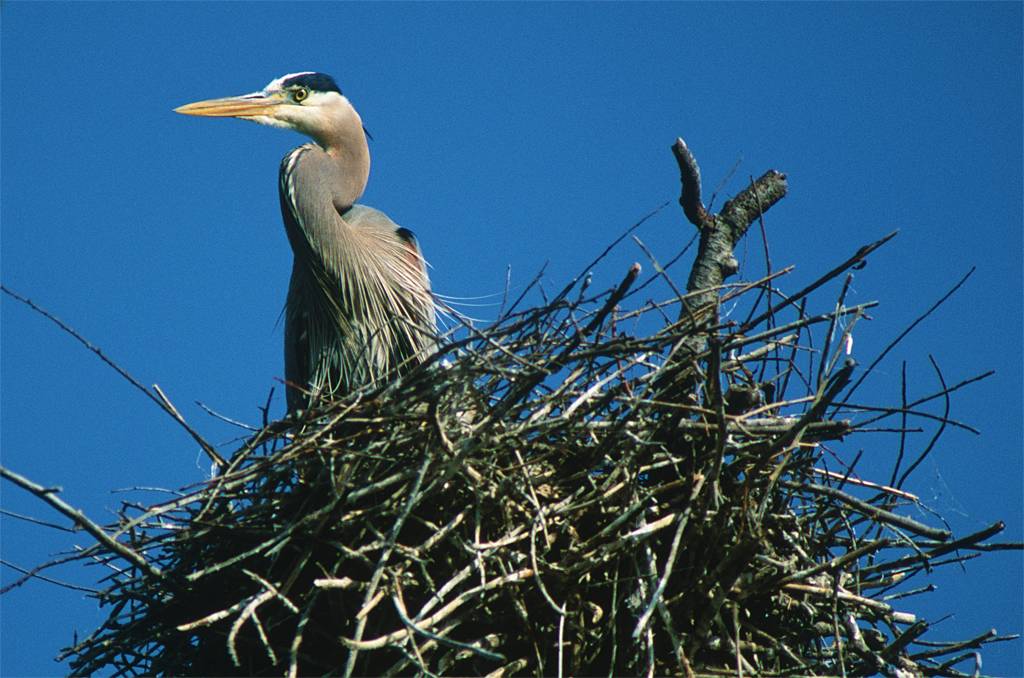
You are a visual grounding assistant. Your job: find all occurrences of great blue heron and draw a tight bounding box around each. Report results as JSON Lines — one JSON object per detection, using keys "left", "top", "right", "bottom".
{"left": 175, "top": 72, "right": 436, "bottom": 412}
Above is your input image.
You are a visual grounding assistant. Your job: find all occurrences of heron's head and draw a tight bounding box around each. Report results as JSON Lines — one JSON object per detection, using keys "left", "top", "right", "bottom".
{"left": 175, "top": 72, "right": 360, "bottom": 146}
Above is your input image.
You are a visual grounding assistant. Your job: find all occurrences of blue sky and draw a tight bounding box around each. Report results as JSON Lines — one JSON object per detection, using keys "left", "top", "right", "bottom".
{"left": 2, "top": 2, "right": 1021, "bottom": 675}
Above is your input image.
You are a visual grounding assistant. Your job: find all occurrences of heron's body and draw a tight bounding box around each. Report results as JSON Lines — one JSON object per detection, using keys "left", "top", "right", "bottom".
{"left": 176, "top": 72, "right": 436, "bottom": 411}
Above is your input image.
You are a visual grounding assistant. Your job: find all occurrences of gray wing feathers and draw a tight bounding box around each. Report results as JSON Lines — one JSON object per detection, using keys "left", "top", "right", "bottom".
{"left": 284, "top": 202, "right": 437, "bottom": 409}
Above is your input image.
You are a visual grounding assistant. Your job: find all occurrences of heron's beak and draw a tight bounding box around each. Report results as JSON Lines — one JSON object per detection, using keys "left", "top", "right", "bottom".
{"left": 174, "top": 93, "right": 284, "bottom": 119}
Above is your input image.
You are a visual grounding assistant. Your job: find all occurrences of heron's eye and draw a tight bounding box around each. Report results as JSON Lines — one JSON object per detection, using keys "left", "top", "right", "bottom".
{"left": 293, "top": 87, "right": 309, "bottom": 102}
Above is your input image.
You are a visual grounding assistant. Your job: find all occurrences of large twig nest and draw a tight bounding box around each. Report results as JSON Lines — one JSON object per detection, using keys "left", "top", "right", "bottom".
{"left": 20, "top": 140, "right": 1013, "bottom": 677}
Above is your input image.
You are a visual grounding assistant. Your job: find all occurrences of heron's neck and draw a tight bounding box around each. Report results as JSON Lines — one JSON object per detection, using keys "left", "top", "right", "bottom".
{"left": 315, "top": 103, "right": 370, "bottom": 209}
{"left": 281, "top": 99, "right": 372, "bottom": 262}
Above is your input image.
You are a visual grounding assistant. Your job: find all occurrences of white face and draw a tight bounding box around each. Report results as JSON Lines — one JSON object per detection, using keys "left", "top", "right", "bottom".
{"left": 245, "top": 74, "right": 353, "bottom": 138}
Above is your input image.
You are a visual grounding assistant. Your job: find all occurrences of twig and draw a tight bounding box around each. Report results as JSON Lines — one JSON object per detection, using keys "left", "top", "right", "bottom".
{"left": 787, "top": 480, "right": 950, "bottom": 541}
{"left": 2, "top": 285, "right": 225, "bottom": 469}
{"left": 153, "top": 385, "right": 228, "bottom": 467}
{"left": 0, "top": 465, "right": 163, "bottom": 581}
{"left": 841, "top": 267, "right": 975, "bottom": 403}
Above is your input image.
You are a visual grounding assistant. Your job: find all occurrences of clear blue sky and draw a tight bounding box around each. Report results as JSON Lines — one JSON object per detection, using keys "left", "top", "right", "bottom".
{"left": 2, "top": 3, "right": 1021, "bottom": 675}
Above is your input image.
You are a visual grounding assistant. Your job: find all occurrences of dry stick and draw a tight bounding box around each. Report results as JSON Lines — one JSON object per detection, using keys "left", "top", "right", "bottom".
{"left": 287, "top": 594, "right": 318, "bottom": 678}
{"left": 825, "top": 307, "right": 866, "bottom": 392}
{"left": 899, "top": 369, "right": 993, "bottom": 413}
{"left": 841, "top": 401, "right": 981, "bottom": 435}
{"left": 783, "top": 582, "right": 916, "bottom": 624}
{"left": 245, "top": 568, "right": 300, "bottom": 613}
{"left": 719, "top": 266, "right": 796, "bottom": 306}
{"left": 632, "top": 514, "right": 687, "bottom": 638}
{"left": 891, "top": 362, "right": 911, "bottom": 489}
{"left": 761, "top": 358, "right": 856, "bottom": 468}
{"left": 737, "top": 174, "right": 777, "bottom": 343}
{"left": 343, "top": 452, "right": 433, "bottom": 678}
{"left": 195, "top": 400, "right": 259, "bottom": 431}
{"left": 833, "top": 580, "right": 848, "bottom": 678}
{"left": 787, "top": 481, "right": 951, "bottom": 541}
{"left": 342, "top": 568, "right": 535, "bottom": 651}
{"left": 817, "top": 273, "right": 855, "bottom": 388}
{"left": 624, "top": 231, "right": 701, "bottom": 302}
{"left": 1, "top": 285, "right": 227, "bottom": 469}
{"left": 583, "top": 263, "right": 643, "bottom": 338}
{"left": 528, "top": 513, "right": 565, "bottom": 618}
{"left": 773, "top": 538, "right": 891, "bottom": 587}
{"left": 882, "top": 620, "right": 930, "bottom": 662}
{"left": 742, "top": 231, "right": 898, "bottom": 335}
{"left": 227, "top": 588, "right": 277, "bottom": 666}
{"left": 0, "top": 558, "right": 100, "bottom": 594}
{"left": 860, "top": 521, "right": 1006, "bottom": 576}
{"left": 0, "top": 465, "right": 163, "bottom": 580}
{"left": 754, "top": 184, "right": 776, "bottom": 337}
{"left": 722, "top": 332, "right": 797, "bottom": 370}
{"left": 676, "top": 418, "right": 851, "bottom": 439}
{"left": 723, "top": 301, "right": 878, "bottom": 353}
{"left": 633, "top": 234, "right": 685, "bottom": 301}
{"left": 896, "top": 355, "right": 950, "bottom": 489}
{"left": 392, "top": 582, "right": 506, "bottom": 663}
{"left": 910, "top": 628, "right": 998, "bottom": 660}
{"left": 682, "top": 177, "right": 788, "bottom": 318}
{"left": 496, "top": 264, "right": 514, "bottom": 318}
{"left": 932, "top": 541, "right": 1023, "bottom": 553}
{"left": 840, "top": 267, "right": 975, "bottom": 404}
{"left": 556, "top": 201, "right": 670, "bottom": 306}
{"left": 882, "top": 584, "right": 937, "bottom": 601}
{"left": 483, "top": 262, "right": 641, "bottom": 426}
{"left": 618, "top": 267, "right": 793, "bottom": 323}
{"left": 152, "top": 384, "right": 228, "bottom": 467}
{"left": 673, "top": 137, "right": 709, "bottom": 227}
{"left": 935, "top": 651, "right": 983, "bottom": 675}
{"left": 840, "top": 612, "right": 881, "bottom": 673}
{"left": 652, "top": 583, "right": 686, "bottom": 675}
{"left": 809, "top": 468, "right": 918, "bottom": 501}
{"left": 776, "top": 297, "right": 808, "bottom": 401}
{"left": 1, "top": 508, "right": 77, "bottom": 533}
{"left": 847, "top": 368, "right": 994, "bottom": 435}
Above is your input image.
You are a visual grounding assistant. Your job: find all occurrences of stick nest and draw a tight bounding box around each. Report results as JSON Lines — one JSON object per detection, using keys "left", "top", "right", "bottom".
{"left": 54, "top": 150, "right": 1015, "bottom": 677}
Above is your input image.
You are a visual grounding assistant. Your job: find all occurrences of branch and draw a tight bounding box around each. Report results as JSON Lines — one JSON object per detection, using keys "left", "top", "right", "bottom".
{"left": 658, "top": 138, "right": 788, "bottom": 401}
{"left": 682, "top": 167, "right": 789, "bottom": 321}
{"left": 673, "top": 137, "right": 708, "bottom": 228}
{"left": 1, "top": 285, "right": 226, "bottom": 469}
{"left": 0, "top": 465, "right": 164, "bottom": 581}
